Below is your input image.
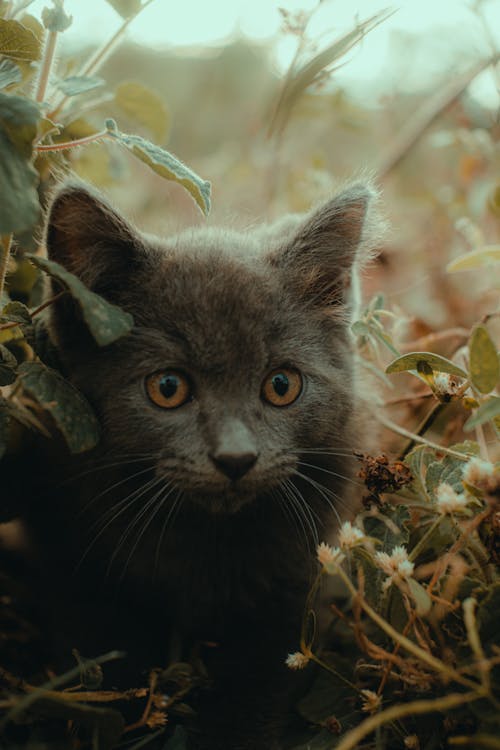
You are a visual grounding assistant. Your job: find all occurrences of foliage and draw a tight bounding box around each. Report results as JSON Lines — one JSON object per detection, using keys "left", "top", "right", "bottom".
{"left": 0, "top": 0, "right": 499, "bottom": 749}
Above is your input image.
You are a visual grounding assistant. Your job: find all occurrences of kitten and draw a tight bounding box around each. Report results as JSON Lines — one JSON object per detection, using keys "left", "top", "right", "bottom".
{"left": 22, "top": 181, "right": 380, "bottom": 749}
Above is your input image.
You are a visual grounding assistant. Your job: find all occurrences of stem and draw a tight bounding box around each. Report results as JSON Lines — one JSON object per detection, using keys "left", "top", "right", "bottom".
{"left": 36, "top": 129, "right": 110, "bottom": 151}
{"left": 377, "top": 414, "right": 471, "bottom": 461}
{"left": 0, "top": 234, "right": 13, "bottom": 301}
{"left": 0, "top": 291, "right": 66, "bottom": 331}
{"left": 48, "top": 0, "right": 157, "bottom": 119}
{"left": 334, "top": 691, "right": 480, "bottom": 750}
{"left": 409, "top": 516, "right": 443, "bottom": 563}
{"left": 34, "top": 30, "right": 58, "bottom": 104}
{"left": 332, "top": 564, "right": 481, "bottom": 691}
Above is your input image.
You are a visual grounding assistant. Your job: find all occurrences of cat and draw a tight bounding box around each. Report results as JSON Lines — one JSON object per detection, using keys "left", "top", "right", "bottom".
{"left": 18, "top": 179, "right": 381, "bottom": 749}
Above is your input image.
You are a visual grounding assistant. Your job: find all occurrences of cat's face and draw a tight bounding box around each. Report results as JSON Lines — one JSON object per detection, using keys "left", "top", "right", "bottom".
{"left": 45, "top": 183, "right": 377, "bottom": 514}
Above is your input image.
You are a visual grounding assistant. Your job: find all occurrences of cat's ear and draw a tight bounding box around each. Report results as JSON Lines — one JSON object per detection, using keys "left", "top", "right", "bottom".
{"left": 45, "top": 181, "right": 145, "bottom": 294}
{"left": 269, "top": 183, "right": 382, "bottom": 314}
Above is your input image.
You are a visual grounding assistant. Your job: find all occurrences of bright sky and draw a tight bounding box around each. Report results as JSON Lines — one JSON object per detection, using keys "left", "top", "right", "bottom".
{"left": 28, "top": 0, "right": 500, "bottom": 105}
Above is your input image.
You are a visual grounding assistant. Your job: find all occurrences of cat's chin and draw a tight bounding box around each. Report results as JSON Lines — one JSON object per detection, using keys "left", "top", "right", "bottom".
{"left": 189, "top": 487, "right": 258, "bottom": 515}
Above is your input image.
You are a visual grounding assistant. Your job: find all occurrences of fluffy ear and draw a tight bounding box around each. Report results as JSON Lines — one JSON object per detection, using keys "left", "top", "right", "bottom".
{"left": 45, "top": 181, "right": 145, "bottom": 295}
{"left": 269, "top": 183, "right": 382, "bottom": 315}
{"left": 44, "top": 182, "right": 146, "bottom": 353}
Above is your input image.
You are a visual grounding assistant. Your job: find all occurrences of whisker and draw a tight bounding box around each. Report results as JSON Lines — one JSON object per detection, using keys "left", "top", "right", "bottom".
{"left": 154, "top": 491, "right": 183, "bottom": 578}
{"left": 292, "top": 469, "right": 344, "bottom": 527}
{"left": 284, "top": 478, "right": 320, "bottom": 546}
{"left": 79, "top": 465, "right": 155, "bottom": 518}
{"left": 297, "top": 460, "right": 364, "bottom": 488}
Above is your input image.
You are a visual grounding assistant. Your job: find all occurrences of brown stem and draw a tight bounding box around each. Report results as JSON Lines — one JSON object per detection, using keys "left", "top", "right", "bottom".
{"left": 35, "top": 30, "right": 58, "bottom": 104}
{"left": 36, "top": 130, "right": 109, "bottom": 151}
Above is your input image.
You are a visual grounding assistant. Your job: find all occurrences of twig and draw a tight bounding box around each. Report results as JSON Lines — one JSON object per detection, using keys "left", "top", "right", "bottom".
{"left": 334, "top": 691, "right": 479, "bottom": 750}
{"left": 34, "top": 30, "right": 58, "bottom": 104}
{"left": 378, "top": 54, "right": 500, "bottom": 179}
{"left": 376, "top": 414, "right": 470, "bottom": 460}
{"left": 0, "top": 291, "right": 66, "bottom": 331}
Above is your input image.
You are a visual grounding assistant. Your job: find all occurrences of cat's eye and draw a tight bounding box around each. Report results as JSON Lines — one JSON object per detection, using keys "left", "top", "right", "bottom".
{"left": 145, "top": 370, "right": 191, "bottom": 409}
{"left": 261, "top": 368, "right": 302, "bottom": 407}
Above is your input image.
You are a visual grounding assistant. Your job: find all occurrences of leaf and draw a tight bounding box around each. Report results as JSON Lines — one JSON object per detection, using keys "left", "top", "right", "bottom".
{"left": 41, "top": 1, "right": 73, "bottom": 32}
{"left": 0, "top": 363, "right": 16, "bottom": 385}
{"left": 1, "top": 301, "right": 31, "bottom": 324}
{"left": 26, "top": 255, "right": 134, "bottom": 347}
{"left": 469, "top": 324, "right": 499, "bottom": 394}
{"left": 105, "top": 119, "right": 211, "bottom": 215}
{"left": 105, "top": 0, "right": 143, "bottom": 18}
{"left": 386, "top": 351, "right": 468, "bottom": 379}
{"left": 0, "top": 59, "right": 22, "bottom": 89}
{"left": 0, "top": 91, "right": 40, "bottom": 234}
{"left": 56, "top": 75, "right": 104, "bottom": 96}
{"left": 446, "top": 245, "right": 500, "bottom": 272}
{"left": 115, "top": 81, "right": 169, "bottom": 142}
{"left": 464, "top": 396, "right": 500, "bottom": 432}
{"left": 0, "top": 397, "right": 9, "bottom": 459}
{"left": 269, "top": 9, "right": 393, "bottom": 135}
{"left": 0, "top": 18, "right": 42, "bottom": 61}
{"left": 18, "top": 361, "right": 100, "bottom": 453}
{"left": 0, "top": 344, "right": 18, "bottom": 369}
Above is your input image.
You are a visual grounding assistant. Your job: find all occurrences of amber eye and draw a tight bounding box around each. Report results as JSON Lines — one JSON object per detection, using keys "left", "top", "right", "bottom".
{"left": 145, "top": 371, "right": 191, "bottom": 409}
{"left": 262, "top": 368, "right": 302, "bottom": 407}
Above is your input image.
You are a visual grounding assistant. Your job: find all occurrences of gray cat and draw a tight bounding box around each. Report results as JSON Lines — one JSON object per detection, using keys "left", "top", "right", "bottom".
{"left": 23, "top": 181, "right": 380, "bottom": 749}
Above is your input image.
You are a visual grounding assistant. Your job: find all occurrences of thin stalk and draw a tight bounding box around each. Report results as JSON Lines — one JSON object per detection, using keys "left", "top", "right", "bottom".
{"left": 377, "top": 414, "right": 470, "bottom": 461}
{"left": 36, "top": 129, "right": 110, "bottom": 152}
{"left": 334, "top": 691, "right": 480, "bottom": 750}
{"left": 34, "top": 29, "right": 58, "bottom": 103}
{"left": 0, "top": 234, "right": 13, "bottom": 301}
{"left": 48, "top": 0, "right": 157, "bottom": 119}
{"left": 408, "top": 515, "right": 443, "bottom": 563}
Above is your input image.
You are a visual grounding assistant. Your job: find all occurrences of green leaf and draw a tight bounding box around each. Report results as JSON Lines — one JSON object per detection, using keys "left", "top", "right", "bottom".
{"left": 1, "top": 301, "right": 31, "bottom": 325}
{"left": 0, "top": 344, "right": 18, "bottom": 368}
{"left": 26, "top": 254, "right": 134, "bottom": 347}
{"left": 0, "top": 18, "right": 42, "bottom": 61}
{"left": 41, "top": 0, "right": 73, "bottom": 32}
{"left": 0, "top": 363, "right": 16, "bottom": 385}
{"left": 56, "top": 75, "right": 104, "bottom": 96}
{"left": 386, "top": 351, "right": 468, "bottom": 379}
{"left": 18, "top": 361, "right": 100, "bottom": 453}
{"left": 464, "top": 396, "right": 500, "bottom": 432}
{"left": 351, "top": 320, "right": 370, "bottom": 337}
{"left": 115, "top": 81, "right": 169, "bottom": 142}
{"left": 0, "top": 91, "right": 40, "bottom": 234}
{"left": 446, "top": 245, "right": 500, "bottom": 272}
{"left": 105, "top": 0, "right": 143, "bottom": 18}
{"left": 105, "top": 119, "right": 211, "bottom": 215}
{"left": 0, "top": 397, "right": 9, "bottom": 459}
{"left": 0, "top": 59, "right": 22, "bottom": 89}
{"left": 469, "top": 324, "right": 499, "bottom": 394}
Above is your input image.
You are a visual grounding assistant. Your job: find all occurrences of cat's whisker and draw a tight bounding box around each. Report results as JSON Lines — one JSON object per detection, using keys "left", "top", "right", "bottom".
{"left": 76, "top": 474, "right": 164, "bottom": 570}
{"left": 79, "top": 465, "right": 156, "bottom": 518}
{"left": 117, "top": 483, "right": 177, "bottom": 582}
{"left": 153, "top": 491, "right": 184, "bottom": 579}
{"left": 284, "top": 478, "right": 320, "bottom": 547}
{"left": 56, "top": 453, "right": 159, "bottom": 487}
{"left": 104, "top": 479, "right": 172, "bottom": 576}
{"left": 271, "top": 488, "right": 310, "bottom": 555}
{"left": 280, "top": 479, "right": 317, "bottom": 554}
{"left": 296, "top": 460, "right": 365, "bottom": 489}
{"left": 292, "top": 469, "right": 344, "bottom": 527}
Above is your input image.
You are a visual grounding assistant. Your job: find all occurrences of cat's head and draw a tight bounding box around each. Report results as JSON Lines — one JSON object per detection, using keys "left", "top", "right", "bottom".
{"left": 44, "top": 181, "right": 380, "bottom": 514}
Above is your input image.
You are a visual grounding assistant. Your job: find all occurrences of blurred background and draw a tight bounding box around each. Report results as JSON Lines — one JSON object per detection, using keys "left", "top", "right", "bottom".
{"left": 28, "top": 0, "right": 500, "bottom": 339}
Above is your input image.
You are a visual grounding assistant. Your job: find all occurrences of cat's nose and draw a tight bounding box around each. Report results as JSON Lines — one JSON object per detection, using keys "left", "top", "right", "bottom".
{"left": 210, "top": 451, "right": 258, "bottom": 481}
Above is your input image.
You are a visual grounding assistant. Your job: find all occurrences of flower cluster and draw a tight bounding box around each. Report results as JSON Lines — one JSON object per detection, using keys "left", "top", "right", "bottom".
{"left": 375, "top": 545, "right": 414, "bottom": 591}
{"left": 338, "top": 520, "right": 365, "bottom": 549}
{"left": 316, "top": 542, "right": 345, "bottom": 573}
{"left": 285, "top": 651, "right": 310, "bottom": 670}
{"left": 435, "top": 482, "right": 471, "bottom": 515}
{"left": 463, "top": 457, "right": 499, "bottom": 496}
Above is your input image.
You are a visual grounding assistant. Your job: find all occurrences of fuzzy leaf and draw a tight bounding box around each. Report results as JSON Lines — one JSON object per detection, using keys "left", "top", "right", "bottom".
{"left": 464, "top": 396, "right": 500, "bottom": 432}
{"left": 41, "top": 1, "right": 72, "bottom": 32}
{"left": 1, "top": 301, "right": 31, "bottom": 325}
{"left": 446, "top": 245, "right": 500, "bottom": 272}
{"left": 0, "top": 59, "right": 22, "bottom": 89}
{"left": 115, "top": 81, "right": 169, "bottom": 142}
{"left": 105, "top": 119, "right": 211, "bottom": 215}
{"left": 469, "top": 325, "right": 499, "bottom": 394}
{"left": 0, "top": 18, "right": 42, "bottom": 61}
{"left": 18, "top": 361, "right": 100, "bottom": 453}
{"left": 386, "top": 351, "right": 468, "bottom": 379}
{"left": 0, "top": 92, "right": 40, "bottom": 234}
{"left": 56, "top": 75, "right": 104, "bottom": 96}
{"left": 105, "top": 0, "right": 143, "bottom": 18}
{"left": 26, "top": 255, "right": 134, "bottom": 347}
{"left": 0, "top": 344, "right": 18, "bottom": 368}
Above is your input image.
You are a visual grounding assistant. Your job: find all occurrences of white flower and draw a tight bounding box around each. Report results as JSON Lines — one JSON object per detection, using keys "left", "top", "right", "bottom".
{"left": 316, "top": 542, "right": 345, "bottom": 572}
{"left": 338, "top": 521, "right": 365, "bottom": 550}
{"left": 433, "top": 373, "right": 462, "bottom": 399}
{"left": 360, "top": 689, "right": 381, "bottom": 713}
{"left": 285, "top": 652, "right": 310, "bottom": 670}
{"left": 375, "top": 545, "right": 414, "bottom": 590}
{"left": 435, "top": 482, "right": 469, "bottom": 514}
{"left": 462, "top": 457, "right": 497, "bottom": 492}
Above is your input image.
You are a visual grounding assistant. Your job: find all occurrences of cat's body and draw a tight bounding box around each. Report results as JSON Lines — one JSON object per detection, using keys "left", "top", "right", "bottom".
{"left": 13, "top": 181, "right": 380, "bottom": 749}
